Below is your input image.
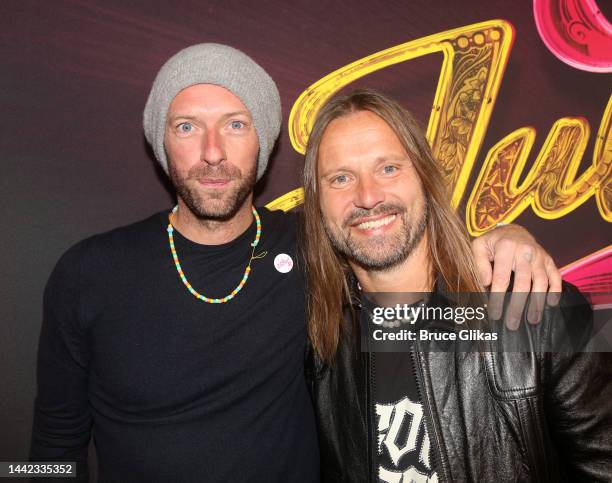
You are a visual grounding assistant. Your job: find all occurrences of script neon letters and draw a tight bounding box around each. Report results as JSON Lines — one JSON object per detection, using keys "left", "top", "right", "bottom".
{"left": 266, "top": 19, "right": 611, "bottom": 236}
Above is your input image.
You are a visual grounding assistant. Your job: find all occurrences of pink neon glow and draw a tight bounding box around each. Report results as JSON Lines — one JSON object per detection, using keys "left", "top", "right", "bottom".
{"left": 561, "top": 245, "right": 612, "bottom": 307}
{"left": 533, "top": 0, "right": 612, "bottom": 72}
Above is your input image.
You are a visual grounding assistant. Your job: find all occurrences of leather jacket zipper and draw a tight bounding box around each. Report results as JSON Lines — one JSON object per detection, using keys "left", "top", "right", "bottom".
{"left": 410, "top": 344, "right": 449, "bottom": 482}
{"left": 367, "top": 349, "right": 377, "bottom": 482}
{"left": 359, "top": 300, "right": 377, "bottom": 482}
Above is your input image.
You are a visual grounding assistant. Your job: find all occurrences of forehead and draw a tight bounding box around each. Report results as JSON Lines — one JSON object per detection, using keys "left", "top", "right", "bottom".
{"left": 168, "top": 84, "right": 250, "bottom": 116}
{"left": 318, "top": 110, "right": 407, "bottom": 165}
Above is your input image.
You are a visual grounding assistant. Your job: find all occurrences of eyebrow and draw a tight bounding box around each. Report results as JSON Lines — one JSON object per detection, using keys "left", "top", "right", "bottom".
{"left": 373, "top": 154, "right": 410, "bottom": 163}
{"left": 167, "top": 114, "right": 198, "bottom": 123}
{"left": 221, "top": 110, "right": 252, "bottom": 120}
{"left": 319, "top": 155, "right": 410, "bottom": 178}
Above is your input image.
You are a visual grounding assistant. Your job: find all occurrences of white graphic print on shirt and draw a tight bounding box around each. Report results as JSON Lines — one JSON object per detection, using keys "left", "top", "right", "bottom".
{"left": 376, "top": 397, "right": 439, "bottom": 483}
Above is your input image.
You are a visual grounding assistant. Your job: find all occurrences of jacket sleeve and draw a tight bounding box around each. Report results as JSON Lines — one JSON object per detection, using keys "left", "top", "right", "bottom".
{"left": 30, "top": 245, "right": 92, "bottom": 482}
{"left": 545, "top": 286, "right": 612, "bottom": 480}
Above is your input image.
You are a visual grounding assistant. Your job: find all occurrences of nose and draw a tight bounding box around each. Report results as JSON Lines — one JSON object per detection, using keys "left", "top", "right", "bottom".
{"left": 200, "top": 128, "right": 225, "bottom": 166}
{"left": 354, "top": 174, "right": 385, "bottom": 210}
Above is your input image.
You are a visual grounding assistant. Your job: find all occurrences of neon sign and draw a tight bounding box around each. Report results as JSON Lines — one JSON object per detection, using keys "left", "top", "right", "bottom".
{"left": 266, "top": 19, "right": 611, "bottom": 238}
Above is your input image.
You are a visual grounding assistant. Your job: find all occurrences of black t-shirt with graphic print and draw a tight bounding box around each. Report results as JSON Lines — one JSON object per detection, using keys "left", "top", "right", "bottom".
{"left": 373, "top": 349, "right": 438, "bottom": 482}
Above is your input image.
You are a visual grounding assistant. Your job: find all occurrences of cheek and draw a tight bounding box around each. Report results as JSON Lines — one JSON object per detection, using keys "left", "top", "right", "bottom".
{"left": 320, "top": 189, "right": 349, "bottom": 226}
{"left": 227, "top": 134, "right": 259, "bottom": 166}
{"left": 390, "top": 174, "right": 424, "bottom": 206}
{"left": 408, "top": 183, "right": 426, "bottom": 209}
{"left": 165, "top": 136, "right": 200, "bottom": 165}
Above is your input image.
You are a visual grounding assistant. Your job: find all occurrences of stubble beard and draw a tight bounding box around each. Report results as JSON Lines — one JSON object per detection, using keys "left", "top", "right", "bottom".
{"left": 323, "top": 199, "right": 429, "bottom": 272}
{"left": 169, "top": 161, "right": 257, "bottom": 221}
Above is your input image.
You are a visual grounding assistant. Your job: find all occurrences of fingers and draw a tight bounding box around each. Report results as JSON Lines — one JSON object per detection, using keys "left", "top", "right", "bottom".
{"left": 471, "top": 236, "right": 494, "bottom": 287}
{"left": 487, "top": 239, "right": 515, "bottom": 322}
{"left": 504, "top": 291, "right": 529, "bottom": 330}
{"left": 511, "top": 244, "right": 534, "bottom": 293}
{"left": 504, "top": 245, "right": 534, "bottom": 329}
{"left": 500, "top": 249, "right": 561, "bottom": 329}
{"left": 475, "top": 224, "right": 563, "bottom": 329}
{"left": 490, "top": 239, "right": 515, "bottom": 293}
{"left": 526, "top": 253, "right": 549, "bottom": 324}
{"left": 545, "top": 256, "right": 562, "bottom": 306}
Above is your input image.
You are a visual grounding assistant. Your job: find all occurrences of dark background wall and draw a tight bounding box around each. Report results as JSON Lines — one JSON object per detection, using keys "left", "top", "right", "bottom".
{"left": 1, "top": 0, "right": 610, "bottom": 461}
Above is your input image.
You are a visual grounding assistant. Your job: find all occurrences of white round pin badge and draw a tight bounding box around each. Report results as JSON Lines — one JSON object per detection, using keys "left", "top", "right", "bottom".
{"left": 274, "top": 253, "right": 294, "bottom": 273}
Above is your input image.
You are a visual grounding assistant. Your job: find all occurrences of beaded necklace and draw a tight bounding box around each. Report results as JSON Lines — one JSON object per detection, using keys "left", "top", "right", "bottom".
{"left": 166, "top": 206, "right": 263, "bottom": 303}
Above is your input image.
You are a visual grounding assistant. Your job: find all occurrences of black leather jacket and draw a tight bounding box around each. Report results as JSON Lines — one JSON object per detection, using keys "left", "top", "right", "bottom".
{"left": 306, "top": 286, "right": 612, "bottom": 482}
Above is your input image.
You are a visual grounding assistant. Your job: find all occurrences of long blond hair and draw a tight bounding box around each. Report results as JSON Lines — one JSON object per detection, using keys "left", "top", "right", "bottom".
{"left": 302, "top": 89, "right": 482, "bottom": 363}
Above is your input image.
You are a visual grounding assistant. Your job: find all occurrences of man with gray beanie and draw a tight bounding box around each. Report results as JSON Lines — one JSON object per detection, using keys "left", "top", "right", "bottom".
{"left": 30, "top": 43, "right": 319, "bottom": 482}
{"left": 30, "top": 43, "right": 560, "bottom": 482}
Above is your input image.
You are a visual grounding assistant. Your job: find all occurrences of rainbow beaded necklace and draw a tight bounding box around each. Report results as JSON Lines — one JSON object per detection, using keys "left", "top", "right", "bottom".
{"left": 166, "top": 206, "right": 263, "bottom": 303}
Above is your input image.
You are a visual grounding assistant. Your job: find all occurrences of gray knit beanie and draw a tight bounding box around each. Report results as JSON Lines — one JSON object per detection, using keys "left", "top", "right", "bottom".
{"left": 143, "top": 43, "right": 281, "bottom": 180}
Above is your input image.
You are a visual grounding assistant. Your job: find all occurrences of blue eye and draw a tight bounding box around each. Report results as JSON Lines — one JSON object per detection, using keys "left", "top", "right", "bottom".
{"left": 333, "top": 175, "right": 348, "bottom": 185}
{"left": 178, "top": 122, "right": 193, "bottom": 133}
{"left": 230, "top": 121, "right": 245, "bottom": 130}
{"left": 383, "top": 165, "right": 397, "bottom": 174}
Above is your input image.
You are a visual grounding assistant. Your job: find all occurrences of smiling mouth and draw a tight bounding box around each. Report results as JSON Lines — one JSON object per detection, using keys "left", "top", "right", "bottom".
{"left": 353, "top": 213, "right": 397, "bottom": 230}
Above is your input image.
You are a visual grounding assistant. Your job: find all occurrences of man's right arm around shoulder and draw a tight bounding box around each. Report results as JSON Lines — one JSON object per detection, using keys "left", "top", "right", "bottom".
{"left": 30, "top": 245, "right": 92, "bottom": 482}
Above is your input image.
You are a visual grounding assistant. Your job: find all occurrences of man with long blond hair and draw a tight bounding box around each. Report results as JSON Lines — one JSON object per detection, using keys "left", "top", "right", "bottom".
{"left": 302, "top": 89, "right": 612, "bottom": 481}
